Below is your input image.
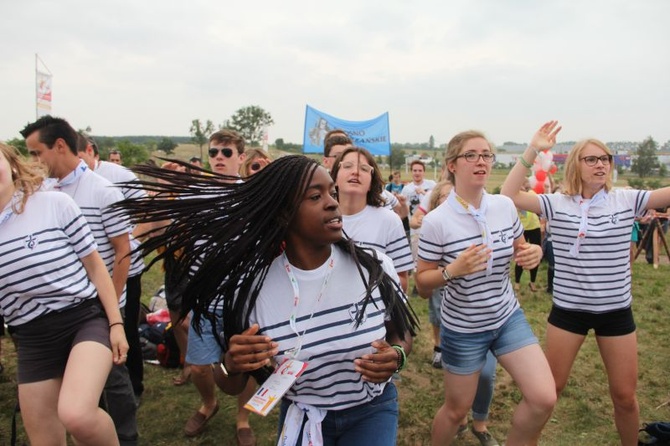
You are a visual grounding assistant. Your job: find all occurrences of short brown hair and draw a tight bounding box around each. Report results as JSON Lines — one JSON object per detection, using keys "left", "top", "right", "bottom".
{"left": 209, "top": 129, "right": 245, "bottom": 154}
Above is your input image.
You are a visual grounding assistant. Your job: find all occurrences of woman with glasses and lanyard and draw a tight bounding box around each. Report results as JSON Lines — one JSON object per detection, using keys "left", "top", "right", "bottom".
{"left": 416, "top": 131, "right": 556, "bottom": 446}
{"left": 501, "top": 121, "right": 670, "bottom": 446}
{"left": 330, "top": 146, "right": 414, "bottom": 293}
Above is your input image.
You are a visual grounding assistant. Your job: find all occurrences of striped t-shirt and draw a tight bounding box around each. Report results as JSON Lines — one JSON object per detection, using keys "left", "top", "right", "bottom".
{"left": 419, "top": 193, "right": 524, "bottom": 333}
{"left": 538, "top": 188, "right": 650, "bottom": 313}
{"left": 343, "top": 205, "right": 414, "bottom": 273}
{"left": 56, "top": 168, "right": 130, "bottom": 307}
{"left": 0, "top": 191, "right": 97, "bottom": 326}
{"left": 250, "top": 246, "right": 399, "bottom": 410}
{"left": 95, "top": 160, "right": 146, "bottom": 277}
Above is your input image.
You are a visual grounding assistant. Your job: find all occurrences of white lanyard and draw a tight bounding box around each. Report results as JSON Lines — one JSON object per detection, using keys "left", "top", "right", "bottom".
{"left": 283, "top": 252, "right": 335, "bottom": 359}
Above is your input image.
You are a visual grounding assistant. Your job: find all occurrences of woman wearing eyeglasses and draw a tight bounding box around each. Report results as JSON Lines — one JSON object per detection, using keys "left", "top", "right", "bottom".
{"left": 416, "top": 130, "right": 556, "bottom": 446}
{"left": 331, "top": 147, "right": 414, "bottom": 292}
{"left": 501, "top": 121, "right": 670, "bottom": 446}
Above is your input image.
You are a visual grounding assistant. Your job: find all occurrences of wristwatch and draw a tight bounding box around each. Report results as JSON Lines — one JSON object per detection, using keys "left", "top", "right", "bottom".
{"left": 441, "top": 266, "right": 452, "bottom": 282}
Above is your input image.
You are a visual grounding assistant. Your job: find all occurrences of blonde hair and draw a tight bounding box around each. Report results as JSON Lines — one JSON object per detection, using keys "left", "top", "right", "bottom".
{"left": 0, "top": 142, "right": 46, "bottom": 214}
{"left": 444, "top": 130, "right": 494, "bottom": 186}
{"left": 562, "top": 139, "right": 613, "bottom": 196}
{"left": 240, "top": 148, "right": 272, "bottom": 178}
{"left": 428, "top": 179, "right": 452, "bottom": 212}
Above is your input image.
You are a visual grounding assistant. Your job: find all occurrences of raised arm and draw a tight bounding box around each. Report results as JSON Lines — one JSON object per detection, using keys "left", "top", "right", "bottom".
{"left": 646, "top": 187, "right": 670, "bottom": 211}
{"left": 501, "top": 121, "right": 561, "bottom": 215}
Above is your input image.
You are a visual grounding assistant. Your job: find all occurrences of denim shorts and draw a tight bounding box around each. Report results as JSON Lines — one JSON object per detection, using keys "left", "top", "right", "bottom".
{"left": 440, "top": 308, "right": 538, "bottom": 375}
{"left": 185, "top": 312, "right": 223, "bottom": 365}
{"left": 278, "top": 382, "right": 398, "bottom": 446}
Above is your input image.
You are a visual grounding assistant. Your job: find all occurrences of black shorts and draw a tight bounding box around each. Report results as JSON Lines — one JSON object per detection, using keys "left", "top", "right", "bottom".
{"left": 548, "top": 305, "right": 636, "bottom": 337}
{"left": 11, "top": 299, "right": 111, "bottom": 384}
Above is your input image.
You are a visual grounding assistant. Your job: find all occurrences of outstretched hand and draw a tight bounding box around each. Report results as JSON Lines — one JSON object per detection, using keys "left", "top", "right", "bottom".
{"left": 225, "top": 324, "right": 278, "bottom": 374}
{"left": 530, "top": 121, "right": 562, "bottom": 151}
{"left": 354, "top": 340, "right": 398, "bottom": 383}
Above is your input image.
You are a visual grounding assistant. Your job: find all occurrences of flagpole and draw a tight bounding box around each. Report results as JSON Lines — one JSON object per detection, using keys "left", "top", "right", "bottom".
{"left": 35, "top": 54, "right": 38, "bottom": 119}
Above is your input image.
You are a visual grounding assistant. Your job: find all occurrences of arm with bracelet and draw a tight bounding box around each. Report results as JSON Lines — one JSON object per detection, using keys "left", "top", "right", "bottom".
{"left": 501, "top": 120, "right": 562, "bottom": 214}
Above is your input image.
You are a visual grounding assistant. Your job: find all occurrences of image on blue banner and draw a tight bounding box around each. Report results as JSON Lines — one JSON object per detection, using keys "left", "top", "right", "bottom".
{"left": 308, "top": 116, "right": 331, "bottom": 147}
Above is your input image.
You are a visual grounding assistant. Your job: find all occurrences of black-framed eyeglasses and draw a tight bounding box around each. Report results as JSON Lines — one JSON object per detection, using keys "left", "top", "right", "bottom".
{"left": 208, "top": 147, "right": 234, "bottom": 158}
{"left": 580, "top": 155, "right": 612, "bottom": 166}
{"left": 456, "top": 152, "right": 496, "bottom": 163}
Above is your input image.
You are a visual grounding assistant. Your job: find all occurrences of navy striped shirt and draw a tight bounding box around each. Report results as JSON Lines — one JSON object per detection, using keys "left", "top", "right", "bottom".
{"left": 0, "top": 192, "right": 97, "bottom": 325}
{"left": 538, "top": 189, "right": 650, "bottom": 313}
{"left": 419, "top": 194, "right": 524, "bottom": 333}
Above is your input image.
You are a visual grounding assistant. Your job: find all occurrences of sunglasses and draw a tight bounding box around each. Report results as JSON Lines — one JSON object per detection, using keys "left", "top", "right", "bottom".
{"left": 250, "top": 162, "right": 262, "bottom": 172}
{"left": 208, "top": 147, "right": 234, "bottom": 158}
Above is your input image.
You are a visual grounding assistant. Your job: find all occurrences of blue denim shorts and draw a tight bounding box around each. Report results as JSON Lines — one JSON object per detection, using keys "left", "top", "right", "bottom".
{"left": 185, "top": 312, "right": 223, "bottom": 365}
{"left": 440, "top": 308, "right": 538, "bottom": 375}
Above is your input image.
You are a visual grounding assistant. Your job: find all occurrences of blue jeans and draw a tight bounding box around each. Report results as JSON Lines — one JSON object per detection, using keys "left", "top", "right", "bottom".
{"left": 472, "top": 351, "right": 496, "bottom": 421}
{"left": 278, "top": 383, "right": 398, "bottom": 446}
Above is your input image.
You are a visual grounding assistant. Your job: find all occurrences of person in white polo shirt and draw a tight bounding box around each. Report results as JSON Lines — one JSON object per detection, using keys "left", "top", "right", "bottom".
{"left": 21, "top": 116, "right": 138, "bottom": 446}
{"left": 502, "top": 121, "right": 670, "bottom": 446}
{"left": 0, "top": 142, "right": 128, "bottom": 446}
{"left": 416, "top": 130, "right": 555, "bottom": 446}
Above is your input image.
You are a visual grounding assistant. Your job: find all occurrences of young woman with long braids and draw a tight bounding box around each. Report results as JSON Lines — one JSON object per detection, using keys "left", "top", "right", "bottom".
{"left": 0, "top": 143, "right": 128, "bottom": 446}
{"left": 415, "top": 131, "right": 556, "bottom": 446}
{"left": 117, "top": 155, "right": 418, "bottom": 446}
{"left": 501, "top": 121, "right": 670, "bottom": 446}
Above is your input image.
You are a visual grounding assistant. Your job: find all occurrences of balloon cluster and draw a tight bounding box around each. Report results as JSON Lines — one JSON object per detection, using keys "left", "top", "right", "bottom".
{"left": 528, "top": 149, "right": 558, "bottom": 193}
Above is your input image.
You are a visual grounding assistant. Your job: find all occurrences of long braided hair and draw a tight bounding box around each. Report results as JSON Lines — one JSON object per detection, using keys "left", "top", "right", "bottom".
{"left": 115, "top": 155, "right": 418, "bottom": 348}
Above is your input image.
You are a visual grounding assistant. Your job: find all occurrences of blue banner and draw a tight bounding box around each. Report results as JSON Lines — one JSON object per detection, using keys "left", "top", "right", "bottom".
{"left": 302, "top": 105, "right": 391, "bottom": 156}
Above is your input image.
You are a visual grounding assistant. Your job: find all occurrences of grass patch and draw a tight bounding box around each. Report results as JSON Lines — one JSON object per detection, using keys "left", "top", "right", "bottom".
{"left": 1, "top": 256, "right": 669, "bottom": 445}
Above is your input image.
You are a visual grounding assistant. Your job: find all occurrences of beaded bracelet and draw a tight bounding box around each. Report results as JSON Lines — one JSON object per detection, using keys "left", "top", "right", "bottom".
{"left": 391, "top": 344, "right": 407, "bottom": 372}
{"left": 518, "top": 157, "right": 532, "bottom": 169}
{"left": 109, "top": 321, "right": 124, "bottom": 328}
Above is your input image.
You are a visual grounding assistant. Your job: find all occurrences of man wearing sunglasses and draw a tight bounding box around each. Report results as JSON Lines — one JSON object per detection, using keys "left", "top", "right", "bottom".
{"left": 207, "top": 130, "right": 246, "bottom": 177}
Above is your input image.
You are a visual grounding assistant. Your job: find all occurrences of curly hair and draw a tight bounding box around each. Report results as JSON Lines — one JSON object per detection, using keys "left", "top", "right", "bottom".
{"left": 0, "top": 143, "right": 45, "bottom": 214}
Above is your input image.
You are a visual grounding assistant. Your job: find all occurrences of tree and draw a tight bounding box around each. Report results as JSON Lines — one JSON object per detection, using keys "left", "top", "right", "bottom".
{"left": 115, "top": 140, "right": 150, "bottom": 167}
{"left": 157, "top": 137, "right": 178, "bottom": 155}
{"left": 631, "top": 137, "right": 659, "bottom": 178}
{"left": 428, "top": 135, "right": 435, "bottom": 150}
{"left": 6, "top": 138, "right": 27, "bottom": 156}
{"left": 274, "top": 138, "right": 285, "bottom": 150}
{"left": 389, "top": 147, "right": 405, "bottom": 170}
{"left": 225, "top": 105, "right": 274, "bottom": 147}
{"left": 190, "top": 119, "right": 214, "bottom": 160}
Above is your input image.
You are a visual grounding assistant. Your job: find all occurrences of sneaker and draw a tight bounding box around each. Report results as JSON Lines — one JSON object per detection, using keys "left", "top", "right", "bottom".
{"left": 471, "top": 428, "right": 499, "bottom": 446}
{"left": 431, "top": 351, "right": 442, "bottom": 369}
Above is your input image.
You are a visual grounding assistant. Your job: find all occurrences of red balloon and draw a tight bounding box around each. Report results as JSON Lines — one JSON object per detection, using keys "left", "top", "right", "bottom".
{"left": 535, "top": 170, "right": 547, "bottom": 182}
{"left": 549, "top": 164, "right": 558, "bottom": 175}
{"left": 533, "top": 182, "right": 545, "bottom": 194}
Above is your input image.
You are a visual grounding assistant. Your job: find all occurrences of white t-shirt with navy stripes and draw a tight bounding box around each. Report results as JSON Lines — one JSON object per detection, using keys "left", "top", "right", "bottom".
{"left": 343, "top": 205, "right": 414, "bottom": 273}
{"left": 538, "top": 188, "right": 650, "bottom": 313}
{"left": 419, "top": 193, "right": 524, "bottom": 333}
{"left": 0, "top": 191, "right": 98, "bottom": 326}
{"left": 94, "top": 160, "right": 146, "bottom": 278}
{"left": 249, "top": 246, "right": 398, "bottom": 411}
{"left": 56, "top": 168, "right": 130, "bottom": 307}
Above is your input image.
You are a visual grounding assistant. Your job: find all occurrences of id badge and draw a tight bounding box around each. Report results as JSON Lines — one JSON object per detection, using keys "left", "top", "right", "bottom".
{"left": 244, "top": 359, "right": 308, "bottom": 416}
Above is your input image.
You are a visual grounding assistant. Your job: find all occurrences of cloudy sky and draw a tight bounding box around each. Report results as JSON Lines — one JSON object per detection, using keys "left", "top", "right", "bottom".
{"left": 1, "top": 0, "right": 668, "bottom": 147}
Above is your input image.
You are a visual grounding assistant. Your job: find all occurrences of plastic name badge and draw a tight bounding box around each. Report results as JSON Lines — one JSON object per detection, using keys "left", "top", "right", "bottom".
{"left": 244, "top": 359, "right": 308, "bottom": 416}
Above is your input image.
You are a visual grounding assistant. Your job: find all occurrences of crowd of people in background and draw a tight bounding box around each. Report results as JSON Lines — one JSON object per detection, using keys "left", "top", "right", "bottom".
{"left": 1, "top": 116, "right": 670, "bottom": 446}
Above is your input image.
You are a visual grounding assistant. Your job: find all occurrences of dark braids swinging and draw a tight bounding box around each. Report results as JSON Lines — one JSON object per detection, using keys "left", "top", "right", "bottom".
{"left": 114, "top": 155, "right": 418, "bottom": 351}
